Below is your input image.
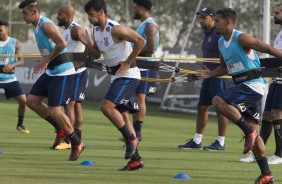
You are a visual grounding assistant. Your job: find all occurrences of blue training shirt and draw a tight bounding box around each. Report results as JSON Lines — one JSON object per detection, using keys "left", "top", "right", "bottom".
{"left": 33, "top": 16, "right": 75, "bottom": 76}
{"left": 218, "top": 29, "right": 265, "bottom": 85}
{"left": 133, "top": 17, "right": 159, "bottom": 61}
{"left": 0, "top": 37, "right": 17, "bottom": 81}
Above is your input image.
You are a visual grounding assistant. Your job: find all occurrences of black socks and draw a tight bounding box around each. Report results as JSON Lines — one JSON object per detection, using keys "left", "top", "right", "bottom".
{"left": 118, "top": 125, "right": 134, "bottom": 141}
{"left": 45, "top": 116, "right": 61, "bottom": 131}
{"left": 235, "top": 117, "right": 253, "bottom": 135}
{"left": 260, "top": 120, "right": 272, "bottom": 144}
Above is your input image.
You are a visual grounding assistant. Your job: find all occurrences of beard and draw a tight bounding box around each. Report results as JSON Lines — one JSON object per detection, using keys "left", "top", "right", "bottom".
{"left": 274, "top": 18, "right": 282, "bottom": 25}
{"left": 57, "top": 20, "right": 65, "bottom": 27}
{"left": 133, "top": 14, "right": 141, "bottom": 20}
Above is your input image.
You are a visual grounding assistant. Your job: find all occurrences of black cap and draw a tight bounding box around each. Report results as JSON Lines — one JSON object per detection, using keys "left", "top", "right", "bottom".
{"left": 18, "top": 0, "right": 38, "bottom": 9}
{"left": 196, "top": 7, "right": 215, "bottom": 17}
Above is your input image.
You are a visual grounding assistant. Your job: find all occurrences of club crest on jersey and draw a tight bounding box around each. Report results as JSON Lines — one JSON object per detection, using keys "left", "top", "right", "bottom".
{"left": 106, "top": 27, "right": 110, "bottom": 32}
{"left": 96, "top": 27, "right": 100, "bottom": 31}
{"left": 104, "top": 37, "right": 109, "bottom": 46}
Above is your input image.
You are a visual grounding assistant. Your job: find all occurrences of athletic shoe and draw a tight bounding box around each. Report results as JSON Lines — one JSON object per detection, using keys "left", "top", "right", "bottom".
{"left": 242, "top": 129, "right": 258, "bottom": 154}
{"left": 268, "top": 155, "right": 282, "bottom": 164}
{"left": 254, "top": 174, "right": 274, "bottom": 184}
{"left": 118, "top": 158, "right": 144, "bottom": 171}
{"left": 50, "top": 130, "right": 65, "bottom": 149}
{"left": 125, "top": 138, "right": 139, "bottom": 159}
{"left": 178, "top": 139, "right": 202, "bottom": 149}
{"left": 239, "top": 153, "right": 256, "bottom": 163}
{"left": 135, "top": 130, "right": 142, "bottom": 141}
{"left": 69, "top": 141, "right": 85, "bottom": 161}
{"left": 203, "top": 140, "right": 225, "bottom": 151}
{"left": 55, "top": 142, "right": 71, "bottom": 150}
{"left": 16, "top": 125, "right": 30, "bottom": 134}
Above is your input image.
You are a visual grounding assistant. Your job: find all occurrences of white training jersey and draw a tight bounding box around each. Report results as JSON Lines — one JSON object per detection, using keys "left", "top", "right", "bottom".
{"left": 93, "top": 18, "right": 140, "bottom": 82}
{"left": 61, "top": 21, "right": 86, "bottom": 73}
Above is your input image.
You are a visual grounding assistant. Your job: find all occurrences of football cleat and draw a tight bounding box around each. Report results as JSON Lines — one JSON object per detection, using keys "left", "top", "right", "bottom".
{"left": 239, "top": 153, "right": 256, "bottom": 163}
{"left": 124, "top": 137, "right": 139, "bottom": 159}
{"left": 242, "top": 129, "right": 258, "bottom": 154}
{"left": 50, "top": 130, "right": 65, "bottom": 149}
{"left": 17, "top": 125, "right": 30, "bottom": 134}
{"left": 267, "top": 155, "right": 282, "bottom": 165}
{"left": 119, "top": 158, "right": 144, "bottom": 171}
{"left": 69, "top": 141, "right": 85, "bottom": 161}
{"left": 254, "top": 174, "right": 274, "bottom": 184}
{"left": 55, "top": 141, "right": 71, "bottom": 150}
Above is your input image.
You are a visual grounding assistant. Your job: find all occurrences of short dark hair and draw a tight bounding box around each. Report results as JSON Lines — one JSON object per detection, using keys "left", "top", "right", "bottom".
{"left": 133, "top": 0, "right": 152, "bottom": 11}
{"left": 84, "top": 0, "right": 107, "bottom": 15}
{"left": 0, "top": 20, "right": 9, "bottom": 27}
{"left": 216, "top": 8, "right": 237, "bottom": 24}
{"left": 18, "top": 0, "right": 38, "bottom": 9}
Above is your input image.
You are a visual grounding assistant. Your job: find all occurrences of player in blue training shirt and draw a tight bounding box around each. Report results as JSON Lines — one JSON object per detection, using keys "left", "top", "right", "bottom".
{"left": 0, "top": 20, "right": 29, "bottom": 134}
{"left": 19, "top": 0, "right": 84, "bottom": 161}
{"left": 196, "top": 8, "right": 282, "bottom": 183}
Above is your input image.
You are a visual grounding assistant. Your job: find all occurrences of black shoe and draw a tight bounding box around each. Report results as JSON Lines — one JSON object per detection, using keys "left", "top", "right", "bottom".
{"left": 203, "top": 140, "right": 225, "bottom": 151}
{"left": 119, "top": 158, "right": 144, "bottom": 171}
{"left": 178, "top": 139, "right": 202, "bottom": 149}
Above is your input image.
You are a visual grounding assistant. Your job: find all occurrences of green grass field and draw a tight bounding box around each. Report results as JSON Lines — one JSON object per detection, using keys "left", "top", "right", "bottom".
{"left": 0, "top": 96, "right": 281, "bottom": 184}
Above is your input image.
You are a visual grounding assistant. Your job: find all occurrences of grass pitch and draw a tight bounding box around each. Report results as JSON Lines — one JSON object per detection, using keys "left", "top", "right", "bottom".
{"left": 0, "top": 96, "right": 281, "bottom": 184}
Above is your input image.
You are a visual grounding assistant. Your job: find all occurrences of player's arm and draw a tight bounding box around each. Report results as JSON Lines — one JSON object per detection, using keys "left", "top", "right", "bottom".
{"left": 196, "top": 53, "right": 228, "bottom": 79}
{"left": 74, "top": 26, "right": 101, "bottom": 59}
{"left": 3, "top": 40, "right": 23, "bottom": 73}
{"left": 112, "top": 25, "right": 146, "bottom": 64}
{"left": 41, "top": 22, "right": 67, "bottom": 63}
{"left": 139, "top": 23, "right": 158, "bottom": 56}
{"left": 238, "top": 33, "right": 282, "bottom": 60}
{"left": 14, "top": 40, "right": 24, "bottom": 67}
{"left": 111, "top": 25, "right": 146, "bottom": 76}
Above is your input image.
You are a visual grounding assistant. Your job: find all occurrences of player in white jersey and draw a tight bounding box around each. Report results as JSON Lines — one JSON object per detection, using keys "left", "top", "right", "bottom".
{"left": 80, "top": 0, "right": 146, "bottom": 171}
{"left": 196, "top": 8, "right": 282, "bottom": 183}
{"left": 258, "top": 3, "right": 282, "bottom": 165}
{"left": 0, "top": 20, "right": 29, "bottom": 134}
{"left": 55, "top": 4, "right": 88, "bottom": 150}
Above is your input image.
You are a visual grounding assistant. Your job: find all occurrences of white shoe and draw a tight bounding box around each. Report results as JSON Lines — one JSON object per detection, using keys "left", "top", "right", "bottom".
{"left": 267, "top": 155, "right": 282, "bottom": 164}
{"left": 239, "top": 153, "right": 256, "bottom": 163}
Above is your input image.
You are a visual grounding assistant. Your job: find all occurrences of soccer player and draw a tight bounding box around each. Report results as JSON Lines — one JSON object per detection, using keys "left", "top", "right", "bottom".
{"left": 196, "top": 8, "right": 282, "bottom": 183}
{"left": 18, "top": 0, "right": 84, "bottom": 161}
{"left": 178, "top": 7, "right": 230, "bottom": 151}
{"left": 80, "top": 0, "right": 146, "bottom": 170}
{"left": 55, "top": 4, "right": 88, "bottom": 150}
{"left": 0, "top": 20, "right": 29, "bottom": 134}
{"left": 130, "top": 0, "right": 160, "bottom": 141}
{"left": 240, "top": 3, "right": 282, "bottom": 165}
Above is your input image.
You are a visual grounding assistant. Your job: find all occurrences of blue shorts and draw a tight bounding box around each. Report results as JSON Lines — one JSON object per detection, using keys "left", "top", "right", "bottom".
{"left": 136, "top": 70, "right": 157, "bottom": 95}
{"left": 104, "top": 77, "right": 140, "bottom": 113}
{"left": 71, "top": 70, "right": 88, "bottom": 102}
{"left": 264, "top": 82, "right": 282, "bottom": 111}
{"left": 0, "top": 81, "right": 25, "bottom": 99}
{"left": 198, "top": 78, "right": 233, "bottom": 106}
{"left": 29, "top": 73, "right": 75, "bottom": 107}
{"left": 217, "top": 84, "right": 263, "bottom": 123}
